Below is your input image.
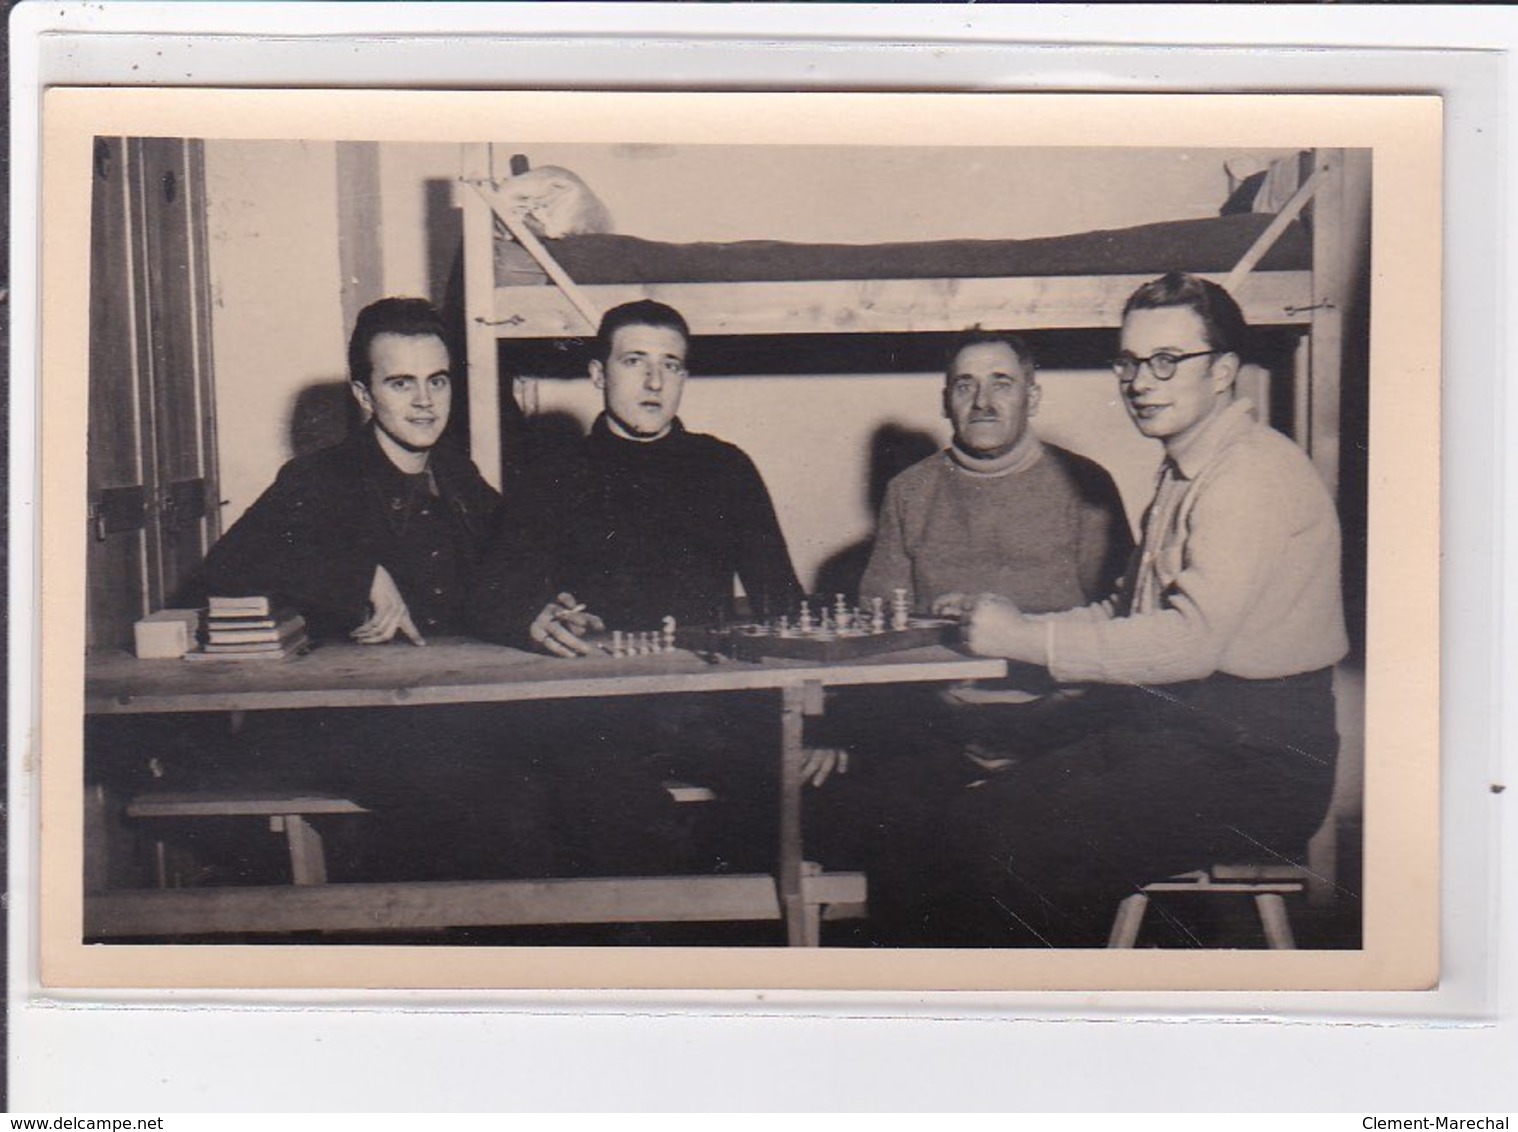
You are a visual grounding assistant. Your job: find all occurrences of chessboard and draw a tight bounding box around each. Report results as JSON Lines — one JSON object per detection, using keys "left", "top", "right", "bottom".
{"left": 677, "top": 618, "right": 961, "bottom": 663}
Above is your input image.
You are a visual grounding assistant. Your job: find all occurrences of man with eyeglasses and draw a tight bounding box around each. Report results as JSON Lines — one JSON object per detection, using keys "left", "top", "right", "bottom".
{"left": 933, "top": 271, "right": 1348, "bottom": 947}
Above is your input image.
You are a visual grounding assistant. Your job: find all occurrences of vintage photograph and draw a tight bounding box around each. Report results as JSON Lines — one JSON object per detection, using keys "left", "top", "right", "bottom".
{"left": 40, "top": 91, "right": 1440, "bottom": 990}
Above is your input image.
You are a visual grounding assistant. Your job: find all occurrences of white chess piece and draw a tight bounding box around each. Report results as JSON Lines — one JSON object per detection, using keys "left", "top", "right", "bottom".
{"left": 891, "top": 588, "right": 910, "bottom": 631}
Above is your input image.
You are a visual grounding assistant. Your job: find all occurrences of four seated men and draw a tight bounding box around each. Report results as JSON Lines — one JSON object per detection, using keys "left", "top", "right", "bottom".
{"left": 165, "top": 277, "right": 1347, "bottom": 945}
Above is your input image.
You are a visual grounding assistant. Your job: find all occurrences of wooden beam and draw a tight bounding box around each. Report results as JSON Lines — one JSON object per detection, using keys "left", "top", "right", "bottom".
{"left": 470, "top": 181, "right": 602, "bottom": 332}
{"left": 335, "top": 141, "right": 384, "bottom": 336}
{"left": 1222, "top": 165, "right": 1326, "bottom": 294}
{"left": 486, "top": 273, "right": 1314, "bottom": 339}
{"left": 458, "top": 145, "right": 504, "bottom": 489}
{"left": 1309, "top": 149, "right": 1347, "bottom": 500}
{"left": 85, "top": 871, "right": 868, "bottom": 938}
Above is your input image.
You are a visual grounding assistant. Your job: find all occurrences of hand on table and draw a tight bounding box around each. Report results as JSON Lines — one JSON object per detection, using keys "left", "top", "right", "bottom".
{"left": 352, "top": 564, "right": 425, "bottom": 646}
{"left": 933, "top": 591, "right": 1030, "bottom": 659}
{"left": 800, "top": 746, "right": 850, "bottom": 788}
{"left": 528, "top": 591, "right": 606, "bottom": 658}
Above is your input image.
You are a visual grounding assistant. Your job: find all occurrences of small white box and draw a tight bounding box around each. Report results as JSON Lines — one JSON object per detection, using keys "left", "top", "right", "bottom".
{"left": 134, "top": 608, "right": 201, "bottom": 659}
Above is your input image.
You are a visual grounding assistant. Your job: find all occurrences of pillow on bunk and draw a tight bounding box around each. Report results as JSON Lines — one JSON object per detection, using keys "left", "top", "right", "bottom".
{"left": 492, "top": 165, "right": 614, "bottom": 240}
{"left": 1221, "top": 150, "right": 1315, "bottom": 217}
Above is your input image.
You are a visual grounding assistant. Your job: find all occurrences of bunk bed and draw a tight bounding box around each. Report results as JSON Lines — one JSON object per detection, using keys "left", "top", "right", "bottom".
{"left": 454, "top": 145, "right": 1370, "bottom": 504}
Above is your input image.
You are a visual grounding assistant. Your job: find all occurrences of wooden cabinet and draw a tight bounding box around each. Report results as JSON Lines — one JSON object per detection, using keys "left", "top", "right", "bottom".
{"left": 87, "top": 137, "right": 219, "bottom": 652}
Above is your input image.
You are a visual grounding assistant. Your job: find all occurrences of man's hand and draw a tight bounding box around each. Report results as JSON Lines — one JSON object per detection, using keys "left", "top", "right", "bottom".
{"left": 931, "top": 592, "right": 977, "bottom": 620}
{"left": 954, "top": 592, "right": 1033, "bottom": 659}
{"left": 528, "top": 592, "right": 606, "bottom": 658}
{"left": 799, "top": 746, "right": 850, "bottom": 788}
{"left": 352, "top": 564, "right": 425, "bottom": 646}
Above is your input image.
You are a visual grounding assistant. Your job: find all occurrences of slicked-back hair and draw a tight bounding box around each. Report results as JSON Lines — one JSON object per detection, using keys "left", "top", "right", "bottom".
{"left": 594, "top": 300, "right": 692, "bottom": 365}
{"left": 1122, "top": 272, "right": 1249, "bottom": 356}
{"left": 348, "top": 297, "right": 450, "bottom": 388}
{"left": 944, "top": 328, "right": 1037, "bottom": 383}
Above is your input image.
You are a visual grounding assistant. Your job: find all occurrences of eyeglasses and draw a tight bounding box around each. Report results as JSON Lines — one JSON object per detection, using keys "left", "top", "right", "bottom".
{"left": 1111, "top": 349, "right": 1217, "bottom": 383}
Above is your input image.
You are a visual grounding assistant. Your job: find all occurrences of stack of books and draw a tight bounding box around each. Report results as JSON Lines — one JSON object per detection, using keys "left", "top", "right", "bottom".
{"left": 188, "top": 596, "right": 310, "bottom": 661}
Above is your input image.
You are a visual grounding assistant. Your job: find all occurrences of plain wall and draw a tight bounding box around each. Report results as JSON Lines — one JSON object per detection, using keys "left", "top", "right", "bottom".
{"left": 204, "top": 139, "right": 348, "bottom": 528}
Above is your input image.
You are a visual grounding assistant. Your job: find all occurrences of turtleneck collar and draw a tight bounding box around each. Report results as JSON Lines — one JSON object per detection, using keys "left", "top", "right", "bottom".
{"left": 590, "top": 413, "right": 687, "bottom": 450}
{"left": 947, "top": 428, "right": 1044, "bottom": 477}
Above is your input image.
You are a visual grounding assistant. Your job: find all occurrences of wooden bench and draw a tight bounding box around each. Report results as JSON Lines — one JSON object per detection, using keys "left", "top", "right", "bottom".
{"left": 126, "top": 791, "right": 368, "bottom": 887}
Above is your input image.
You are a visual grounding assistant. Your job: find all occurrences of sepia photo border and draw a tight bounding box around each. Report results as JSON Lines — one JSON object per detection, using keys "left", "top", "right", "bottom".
{"left": 34, "top": 87, "right": 1442, "bottom": 995}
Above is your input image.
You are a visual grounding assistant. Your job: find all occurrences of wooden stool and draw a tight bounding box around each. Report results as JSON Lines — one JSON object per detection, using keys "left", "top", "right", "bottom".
{"left": 1107, "top": 864, "right": 1306, "bottom": 949}
{"left": 126, "top": 791, "right": 368, "bottom": 887}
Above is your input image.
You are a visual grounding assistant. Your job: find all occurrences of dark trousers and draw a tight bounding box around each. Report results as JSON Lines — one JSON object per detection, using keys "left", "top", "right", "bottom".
{"left": 814, "top": 671, "right": 1339, "bottom": 948}
{"left": 937, "top": 670, "right": 1340, "bottom": 947}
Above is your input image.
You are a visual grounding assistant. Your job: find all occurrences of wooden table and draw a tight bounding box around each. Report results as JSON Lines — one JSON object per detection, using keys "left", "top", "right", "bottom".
{"left": 85, "top": 638, "right": 1006, "bottom": 945}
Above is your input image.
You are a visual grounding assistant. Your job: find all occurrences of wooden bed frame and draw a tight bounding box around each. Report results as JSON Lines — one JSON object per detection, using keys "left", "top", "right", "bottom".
{"left": 454, "top": 145, "right": 1370, "bottom": 504}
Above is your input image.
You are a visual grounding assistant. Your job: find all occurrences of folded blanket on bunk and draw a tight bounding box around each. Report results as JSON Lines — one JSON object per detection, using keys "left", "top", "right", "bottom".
{"left": 493, "top": 212, "right": 1309, "bottom": 288}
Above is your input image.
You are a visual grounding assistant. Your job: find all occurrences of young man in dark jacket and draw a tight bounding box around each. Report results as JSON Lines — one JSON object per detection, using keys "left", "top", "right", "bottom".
{"left": 174, "top": 298, "right": 556, "bottom": 882}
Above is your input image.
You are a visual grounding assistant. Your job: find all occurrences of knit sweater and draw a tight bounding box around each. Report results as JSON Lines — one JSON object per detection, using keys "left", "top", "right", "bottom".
{"left": 470, "top": 415, "right": 803, "bottom": 638}
{"left": 1044, "top": 400, "right": 1349, "bottom": 684}
{"left": 860, "top": 438, "right": 1132, "bottom": 615}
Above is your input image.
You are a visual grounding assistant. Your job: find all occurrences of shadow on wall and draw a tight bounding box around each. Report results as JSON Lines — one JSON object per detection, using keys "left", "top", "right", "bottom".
{"left": 812, "top": 423, "right": 939, "bottom": 602}
{"left": 286, "top": 371, "right": 478, "bottom": 461}
{"left": 289, "top": 380, "right": 360, "bottom": 458}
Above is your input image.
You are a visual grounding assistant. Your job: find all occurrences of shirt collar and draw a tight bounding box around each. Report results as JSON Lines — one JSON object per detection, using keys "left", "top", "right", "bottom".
{"left": 1166, "top": 398, "right": 1255, "bottom": 480}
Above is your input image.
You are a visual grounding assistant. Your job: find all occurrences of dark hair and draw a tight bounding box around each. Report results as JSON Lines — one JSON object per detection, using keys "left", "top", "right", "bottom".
{"left": 594, "top": 300, "right": 691, "bottom": 364}
{"left": 348, "top": 297, "right": 449, "bottom": 387}
{"left": 944, "top": 328, "right": 1037, "bottom": 381}
{"left": 1122, "top": 272, "right": 1248, "bottom": 356}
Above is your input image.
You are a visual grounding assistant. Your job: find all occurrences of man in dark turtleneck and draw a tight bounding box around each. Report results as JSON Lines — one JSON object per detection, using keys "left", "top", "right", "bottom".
{"left": 469, "top": 300, "right": 805, "bottom": 878}
{"left": 472, "top": 298, "right": 802, "bottom": 652}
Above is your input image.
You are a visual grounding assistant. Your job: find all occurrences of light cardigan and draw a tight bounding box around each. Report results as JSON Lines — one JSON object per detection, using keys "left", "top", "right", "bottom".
{"left": 1044, "top": 400, "right": 1349, "bottom": 685}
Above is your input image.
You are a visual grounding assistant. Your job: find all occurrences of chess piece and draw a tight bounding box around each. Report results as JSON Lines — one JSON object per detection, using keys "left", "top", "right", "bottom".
{"left": 870, "top": 596, "right": 886, "bottom": 634}
{"left": 799, "top": 604, "right": 814, "bottom": 634}
{"left": 891, "top": 588, "right": 910, "bottom": 631}
{"left": 662, "top": 615, "right": 677, "bottom": 653}
{"left": 612, "top": 629, "right": 624, "bottom": 657}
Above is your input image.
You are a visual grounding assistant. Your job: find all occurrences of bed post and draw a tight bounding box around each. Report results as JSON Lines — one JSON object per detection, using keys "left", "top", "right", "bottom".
{"left": 1307, "top": 148, "right": 1372, "bottom": 502}
{"left": 457, "top": 143, "right": 504, "bottom": 490}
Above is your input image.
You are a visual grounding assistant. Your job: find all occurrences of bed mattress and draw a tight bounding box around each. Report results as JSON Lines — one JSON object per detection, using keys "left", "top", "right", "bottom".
{"left": 494, "top": 213, "right": 1309, "bottom": 287}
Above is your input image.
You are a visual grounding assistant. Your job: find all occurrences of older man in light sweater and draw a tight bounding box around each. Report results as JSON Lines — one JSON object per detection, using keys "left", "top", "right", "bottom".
{"left": 857, "top": 329, "right": 1132, "bottom": 760}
